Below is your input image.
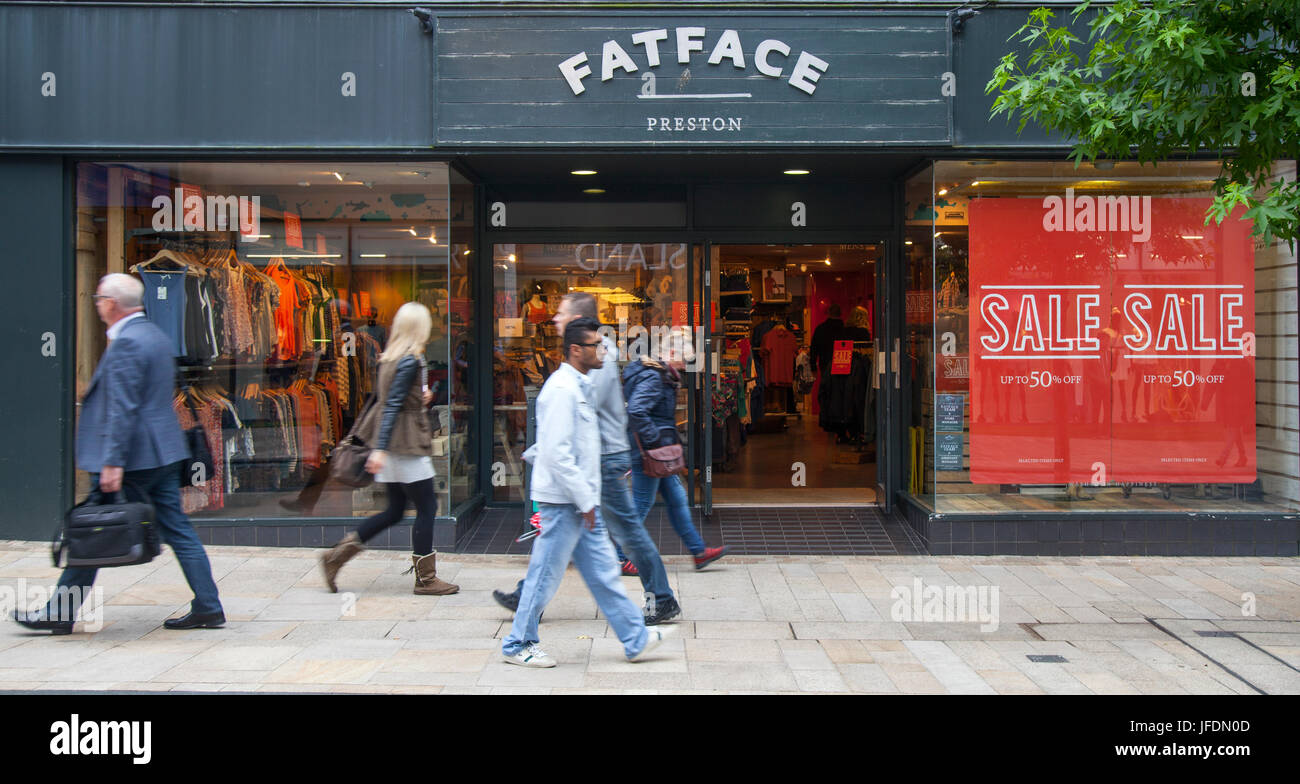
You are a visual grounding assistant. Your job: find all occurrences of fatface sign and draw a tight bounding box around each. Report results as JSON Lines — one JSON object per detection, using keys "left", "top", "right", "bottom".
{"left": 434, "top": 15, "right": 951, "bottom": 145}
{"left": 968, "top": 197, "right": 1256, "bottom": 485}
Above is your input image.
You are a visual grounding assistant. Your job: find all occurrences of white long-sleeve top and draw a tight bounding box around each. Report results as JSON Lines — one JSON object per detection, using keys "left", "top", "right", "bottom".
{"left": 525, "top": 361, "right": 601, "bottom": 513}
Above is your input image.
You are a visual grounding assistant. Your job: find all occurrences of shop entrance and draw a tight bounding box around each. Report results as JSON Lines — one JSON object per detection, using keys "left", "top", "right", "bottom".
{"left": 697, "top": 243, "right": 887, "bottom": 510}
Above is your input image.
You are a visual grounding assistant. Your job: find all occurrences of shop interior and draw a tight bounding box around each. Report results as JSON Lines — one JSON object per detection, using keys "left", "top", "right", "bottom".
{"left": 707, "top": 244, "right": 881, "bottom": 507}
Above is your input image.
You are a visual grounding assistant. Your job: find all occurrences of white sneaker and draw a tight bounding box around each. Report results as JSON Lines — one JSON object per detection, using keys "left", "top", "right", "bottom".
{"left": 503, "top": 643, "right": 557, "bottom": 668}
{"left": 629, "top": 626, "right": 673, "bottom": 662}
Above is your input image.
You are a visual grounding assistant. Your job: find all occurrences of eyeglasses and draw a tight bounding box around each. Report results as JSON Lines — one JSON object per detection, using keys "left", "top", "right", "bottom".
{"left": 576, "top": 341, "right": 604, "bottom": 350}
{"left": 92, "top": 294, "right": 116, "bottom": 301}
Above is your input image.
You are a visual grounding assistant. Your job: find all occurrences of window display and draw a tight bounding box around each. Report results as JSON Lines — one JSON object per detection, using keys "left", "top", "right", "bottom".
{"left": 74, "top": 162, "right": 476, "bottom": 519}
{"left": 905, "top": 160, "right": 1299, "bottom": 514}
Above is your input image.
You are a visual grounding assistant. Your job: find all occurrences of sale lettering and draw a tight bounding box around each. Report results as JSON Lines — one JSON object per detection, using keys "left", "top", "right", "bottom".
{"left": 1121, "top": 289, "right": 1246, "bottom": 354}
{"left": 978, "top": 290, "right": 1102, "bottom": 356}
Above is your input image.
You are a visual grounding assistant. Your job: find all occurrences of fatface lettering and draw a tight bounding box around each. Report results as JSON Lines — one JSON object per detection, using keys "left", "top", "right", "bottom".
{"left": 1042, "top": 188, "right": 1152, "bottom": 242}
{"left": 559, "top": 26, "right": 828, "bottom": 96}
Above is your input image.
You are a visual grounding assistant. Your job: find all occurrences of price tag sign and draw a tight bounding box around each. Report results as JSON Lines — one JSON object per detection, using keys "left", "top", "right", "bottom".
{"left": 831, "top": 340, "right": 853, "bottom": 375}
{"left": 284, "top": 212, "right": 303, "bottom": 249}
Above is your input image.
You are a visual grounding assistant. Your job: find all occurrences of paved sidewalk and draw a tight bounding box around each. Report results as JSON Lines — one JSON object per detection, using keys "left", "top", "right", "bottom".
{"left": 1, "top": 541, "right": 1297, "bottom": 694}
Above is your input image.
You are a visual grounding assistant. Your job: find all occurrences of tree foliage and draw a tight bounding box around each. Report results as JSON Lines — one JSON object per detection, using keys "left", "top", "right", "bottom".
{"left": 987, "top": 0, "right": 1299, "bottom": 244}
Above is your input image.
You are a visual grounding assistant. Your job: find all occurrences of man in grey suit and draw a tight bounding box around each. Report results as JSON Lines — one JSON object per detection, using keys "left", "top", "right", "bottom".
{"left": 14, "top": 273, "right": 225, "bottom": 634}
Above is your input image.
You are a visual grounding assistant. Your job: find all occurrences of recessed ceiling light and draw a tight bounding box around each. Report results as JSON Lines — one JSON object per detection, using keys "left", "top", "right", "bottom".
{"left": 508, "top": 254, "right": 517, "bottom": 262}
{"left": 938, "top": 188, "right": 949, "bottom": 196}
{"left": 297, "top": 181, "right": 310, "bottom": 187}
{"left": 360, "top": 253, "right": 386, "bottom": 258}
{"left": 905, "top": 240, "right": 913, "bottom": 245}
{"left": 407, "top": 227, "right": 417, "bottom": 236}
{"left": 571, "top": 169, "right": 597, "bottom": 176}
{"left": 823, "top": 259, "right": 831, "bottom": 266}
{"left": 583, "top": 188, "right": 605, "bottom": 194}
{"left": 784, "top": 169, "right": 810, "bottom": 176}
{"left": 332, "top": 172, "right": 344, "bottom": 181}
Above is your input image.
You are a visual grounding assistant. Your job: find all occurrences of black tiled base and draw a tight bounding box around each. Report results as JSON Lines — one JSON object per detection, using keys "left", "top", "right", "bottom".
{"left": 455, "top": 505, "right": 927, "bottom": 556}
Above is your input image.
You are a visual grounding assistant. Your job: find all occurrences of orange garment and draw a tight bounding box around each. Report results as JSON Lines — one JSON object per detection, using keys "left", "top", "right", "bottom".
{"left": 265, "top": 260, "right": 300, "bottom": 360}
{"left": 290, "top": 386, "right": 321, "bottom": 469}
{"left": 761, "top": 326, "right": 799, "bottom": 386}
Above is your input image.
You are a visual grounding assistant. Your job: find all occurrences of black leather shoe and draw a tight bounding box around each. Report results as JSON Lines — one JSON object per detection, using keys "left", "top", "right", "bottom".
{"left": 13, "top": 609, "right": 73, "bottom": 635}
{"left": 163, "top": 611, "right": 226, "bottom": 630}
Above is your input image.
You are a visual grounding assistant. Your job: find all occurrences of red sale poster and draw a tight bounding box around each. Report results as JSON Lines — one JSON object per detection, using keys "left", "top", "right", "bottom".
{"left": 831, "top": 340, "right": 852, "bottom": 375}
{"left": 284, "top": 212, "right": 303, "bottom": 249}
{"left": 969, "top": 194, "right": 1255, "bottom": 484}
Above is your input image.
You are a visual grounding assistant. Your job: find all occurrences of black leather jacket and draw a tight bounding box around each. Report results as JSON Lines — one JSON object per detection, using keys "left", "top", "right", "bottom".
{"left": 375, "top": 354, "right": 427, "bottom": 452}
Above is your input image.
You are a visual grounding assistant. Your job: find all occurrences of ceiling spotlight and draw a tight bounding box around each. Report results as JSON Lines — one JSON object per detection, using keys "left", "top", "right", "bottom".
{"left": 583, "top": 188, "right": 605, "bottom": 194}
{"left": 905, "top": 240, "right": 913, "bottom": 245}
{"left": 407, "top": 227, "right": 417, "bottom": 236}
{"left": 332, "top": 172, "right": 344, "bottom": 181}
{"left": 508, "top": 254, "right": 517, "bottom": 262}
{"left": 571, "top": 169, "right": 597, "bottom": 176}
{"left": 800, "top": 264, "right": 807, "bottom": 272}
{"left": 823, "top": 259, "right": 831, "bottom": 266}
{"left": 938, "top": 188, "right": 949, "bottom": 196}
{"left": 784, "top": 169, "right": 810, "bottom": 176}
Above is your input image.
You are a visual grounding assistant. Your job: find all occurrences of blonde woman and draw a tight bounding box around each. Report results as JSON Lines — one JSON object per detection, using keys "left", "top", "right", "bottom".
{"left": 319, "top": 302, "right": 458, "bottom": 595}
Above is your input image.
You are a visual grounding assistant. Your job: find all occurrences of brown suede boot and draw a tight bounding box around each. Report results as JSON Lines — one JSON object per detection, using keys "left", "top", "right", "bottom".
{"left": 411, "top": 553, "right": 459, "bottom": 595}
{"left": 320, "top": 532, "right": 364, "bottom": 593}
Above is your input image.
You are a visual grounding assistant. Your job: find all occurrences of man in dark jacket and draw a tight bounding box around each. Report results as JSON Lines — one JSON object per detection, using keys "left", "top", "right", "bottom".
{"left": 809, "top": 303, "right": 845, "bottom": 376}
{"left": 14, "top": 274, "right": 224, "bottom": 634}
{"left": 623, "top": 331, "right": 728, "bottom": 570}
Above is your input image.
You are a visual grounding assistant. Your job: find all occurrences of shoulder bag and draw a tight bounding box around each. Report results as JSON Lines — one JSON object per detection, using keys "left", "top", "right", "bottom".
{"left": 329, "top": 394, "right": 378, "bottom": 488}
{"left": 634, "top": 430, "right": 686, "bottom": 479}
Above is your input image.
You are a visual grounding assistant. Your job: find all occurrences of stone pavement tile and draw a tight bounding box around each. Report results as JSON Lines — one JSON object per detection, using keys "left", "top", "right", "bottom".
{"left": 1131, "top": 680, "right": 1189, "bottom": 695}
{"left": 903, "top": 641, "right": 996, "bottom": 694}
{"left": 902, "top": 622, "right": 1032, "bottom": 641}
{"left": 275, "top": 588, "right": 349, "bottom": 604}
{"left": 793, "top": 669, "right": 851, "bottom": 693}
{"left": 828, "top": 593, "right": 884, "bottom": 622}
{"left": 1009, "top": 660, "right": 1093, "bottom": 695}
{"left": 1033, "top": 623, "right": 1169, "bottom": 641}
{"left": 1233, "top": 664, "right": 1300, "bottom": 695}
{"left": 265, "top": 659, "right": 384, "bottom": 685}
{"left": 154, "top": 666, "right": 271, "bottom": 684}
{"left": 380, "top": 648, "right": 491, "bottom": 674}
{"left": 693, "top": 621, "right": 792, "bottom": 640}
{"left": 978, "top": 669, "right": 1045, "bottom": 694}
{"left": 819, "top": 639, "right": 874, "bottom": 664}
{"left": 438, "top": 686, "right": 495, "bottom": 695}
{"left": 489, "top": 687, "right": 554, "bottom": 695}
{"left": 1210, "top": 620, "right": 1300, "bottom": 633}
{"left": 36, "top": 681, "right": 120, "bottom": 691}
{"left": 66, "top": 640, "right": 215, "bottom": 681}
{"left": 183, "top": 642, "right": 302, "bottom": 671}
{"left": 217, "top": 577, "right": 305, "bottom": 599}
{"left": 1089, "top": 601, "right": 1155, "bottom": 623}
{"left": 795, "top": 598, "right": 845, "bottom": 621}
{"left": 282, "top": 620, "right": 399, "bottom": 641}
{"left": 1069, "top": 670, "right": 1142, "bottom": 695}
{"left": 947, "top": 640, "right": 1016, "bottom": 672}
{"left": 688, "top": 662, "right": 799, "bottom": 692}
{"left": 476, "top": 659, "right": 587, "bottom": 688}
{"left": 675, "top": 596, "right": 768, "bottom": 622}
{"left": 169, "top": 682, "right": 233, "bottom": 692}
{"left": 589, "top": 637, "right": 686, "bottom": 672}
{"left": 212, "top": 597, "right": 274, "bottom": 622}
{"left": 791, "top": 622, "right": 911, "bottom": 640}
{"left": 368, "top": 671, "right": 481, "bottom": 687}
{"left": 816, "top": 572, "right": 861, "bottom": 594}
{"left": 1258, "top": 646, "right": 1300, "bottom": 669}
{"left": 1233, "top": 632, "right": 1300, "bottom": 648}
{"left": 1012, "top": 597, "right": 1075, "bottom": 624}
{"left": 255, "top": 603, "right": 354, "bottom": 622}
{"left": 490, "top": 619, "right": 610, "bottom": 640}
{"left": 1062, "top": 605, "right": 1114, "bottom": 624}
{"left": 1155, "top": 597, "right": 1219, "bottom": 620}
{"left": 388, "top": 686, "right": 445, "bottom": 694}
{"left": 109, "top": 682, "right": 174, "bottom": 692}
{"left": 582, "top": 672, "right": 694, "bottom": 690}
{"left": 685, "top": 638, "right": 782, "bottom": 664}
{"left": 0, "top": 668, "right": 53, "bottom": 683}
{"left": 342, "top": 595, "right": 441, "bottom": 621}
{"left": 1112, "top": 640, "right": 1242, "bottom": 695}
{"left": 137, "top": 621, "right": 299, "bottom": 642}
{"left": 779, "top": 639, "right": 836, "bottom": 670}
{"left": 102, "top": 584, "right": 194, "bottom": 606}
{"left": 880, "top": 664, "right": 946, "bottom": 694}
{"left": 970, "top": 565, "right": 1041, "bottom": 597}
{"left": 1070, "top": 639, "right": 1121, "bottom": 652}
{"left": 0, "top": 640, "right": 116, "bottom": 669}
{"left": 844, "top": 565, "right": 895, "bottom": 593}
{"left": 756, "top": 595, "right": 805, "bottom": 620}
{"left": 374, "top": 620, "right": 499, "bottom": 641}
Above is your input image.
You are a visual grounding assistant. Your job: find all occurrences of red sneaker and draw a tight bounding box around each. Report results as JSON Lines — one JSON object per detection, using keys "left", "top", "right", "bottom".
{"left": 620, "top": 559, "right": 639, "bottom": 577}
{"left": 693, "top": 546, "right": 729, "bottom": 570}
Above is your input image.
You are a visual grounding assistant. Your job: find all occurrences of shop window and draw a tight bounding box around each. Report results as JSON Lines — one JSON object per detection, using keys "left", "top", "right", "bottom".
{"left": 905, "top": 160, "right": 1299, "bottom": 515}
{"left": 73, "top": 162, "right": 475, "bottom": 519}
{"left": 490, "top": 242, "right": 690, "bottom": 502}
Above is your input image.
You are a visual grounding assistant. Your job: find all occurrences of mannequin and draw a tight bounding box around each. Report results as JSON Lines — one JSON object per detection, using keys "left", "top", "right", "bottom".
{"left": 522, "top": 291, "right": 550, "bottom": 324}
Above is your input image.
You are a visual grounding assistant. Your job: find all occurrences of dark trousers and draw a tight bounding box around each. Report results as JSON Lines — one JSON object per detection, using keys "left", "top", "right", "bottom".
{"left": 51, "top": 462, "right": 223, "bottom": 620}
{"left": 355, "top": 478, "right": 437, "bottom": 555}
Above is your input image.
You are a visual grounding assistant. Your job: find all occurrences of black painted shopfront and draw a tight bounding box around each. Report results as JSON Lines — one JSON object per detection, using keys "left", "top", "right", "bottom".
{"left": 0, "top": 2, "right": 1294, "bottom": 556}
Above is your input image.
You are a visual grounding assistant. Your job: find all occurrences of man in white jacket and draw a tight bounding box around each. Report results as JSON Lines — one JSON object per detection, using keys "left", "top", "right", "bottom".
{"left": 501, "top": 317, "right": 670, "bottom": 668}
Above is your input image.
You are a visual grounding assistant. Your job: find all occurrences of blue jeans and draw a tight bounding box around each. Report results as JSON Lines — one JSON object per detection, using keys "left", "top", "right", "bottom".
{"left": 50, "top": 462, "right": 223, "bottom": 620}
{"left": 600, "top": 450, "right": 675, "bottom": 606}
{"left": 630, "top": 450, "right": 705, "bottom": 556}
{"left": 503, "top": 503, "right": 650, "bottom": 659}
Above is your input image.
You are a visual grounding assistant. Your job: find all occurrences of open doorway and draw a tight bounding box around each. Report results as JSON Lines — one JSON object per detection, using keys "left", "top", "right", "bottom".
{"left": 707, "top": 244, "right": 882, "bottom": 506}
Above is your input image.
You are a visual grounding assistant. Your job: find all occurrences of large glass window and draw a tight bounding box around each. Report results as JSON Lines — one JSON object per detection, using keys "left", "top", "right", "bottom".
{"left": 490, "top": 242, "right": 690, "bottom": 502}
{"left": 74, "top": 162, "right": 476, "bottom": 519}
{"left": 904, "top": 160, "right": 1299, "bottom": 515}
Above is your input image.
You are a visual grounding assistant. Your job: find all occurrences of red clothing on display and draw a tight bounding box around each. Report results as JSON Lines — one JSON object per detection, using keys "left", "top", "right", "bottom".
{"left": 761, "top": 326, "right": 798, "bottom": 386}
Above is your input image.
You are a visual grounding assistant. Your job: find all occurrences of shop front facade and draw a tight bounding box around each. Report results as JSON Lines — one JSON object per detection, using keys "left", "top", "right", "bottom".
{"left": 1, "top": 2, "right": 1295, "bottom": 555}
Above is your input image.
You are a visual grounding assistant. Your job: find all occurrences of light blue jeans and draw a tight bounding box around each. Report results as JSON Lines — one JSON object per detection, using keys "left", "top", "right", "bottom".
{"left": 630, "top": 450, "right": 706, "bottom": 556}
{"left": 503, "top": 502, "right": 650, "bottom": 659}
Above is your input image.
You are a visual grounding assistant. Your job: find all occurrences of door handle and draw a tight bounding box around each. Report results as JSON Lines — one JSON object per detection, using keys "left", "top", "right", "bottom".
{"left": 892, "top": 338, "right": 900, "bottom": 389}
{"left": 873, "top": 340, "right": 884, "bottom": 389}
